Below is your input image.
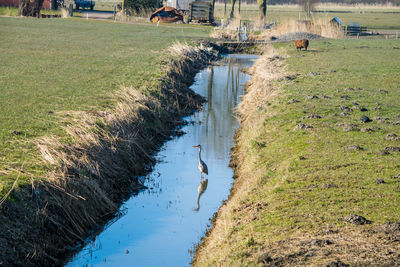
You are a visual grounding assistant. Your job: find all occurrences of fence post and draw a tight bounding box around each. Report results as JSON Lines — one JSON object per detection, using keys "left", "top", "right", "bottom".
{"left": 237, "top": 20, "right": 241, "bottom": 42}
{"left": 113, "top": 5, "right": 116, "bottom": 22}
{"left": 68, "top": 3, "right": 73, "bottom": 17}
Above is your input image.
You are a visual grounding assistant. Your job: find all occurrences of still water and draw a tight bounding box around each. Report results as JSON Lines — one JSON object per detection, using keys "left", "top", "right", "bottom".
{"left": 68, "top": 54, "right": 258, "bottom": 267}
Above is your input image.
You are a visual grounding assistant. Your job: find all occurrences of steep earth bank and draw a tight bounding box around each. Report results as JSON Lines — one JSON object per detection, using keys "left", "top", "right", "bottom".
{"left": 0, "top": 44, "right": 217, "bottom": 266}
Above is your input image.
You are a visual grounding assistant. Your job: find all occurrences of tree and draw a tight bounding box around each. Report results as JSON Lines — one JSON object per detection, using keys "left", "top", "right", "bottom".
{"left": 258, "top": 0, "right": 267, "bottom": 22}
{"left": 19, "top": 0, "right": 44, "bottom": 17}
{"left": 229, "top": 0, "right": 236, "bottom": 19}
{"left": 124, "top": 0, "right": 158, "bottom": 13}
{"left": 297, "top": 0, "right": 320, "bottom": 17}
{"left": 211, "top": 0, "right": 216, "bottom": 20}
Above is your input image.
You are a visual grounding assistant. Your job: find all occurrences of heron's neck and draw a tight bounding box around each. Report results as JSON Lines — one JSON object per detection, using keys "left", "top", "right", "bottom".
{"left": 198, "top": 147, "right": 202, "bottom": 162}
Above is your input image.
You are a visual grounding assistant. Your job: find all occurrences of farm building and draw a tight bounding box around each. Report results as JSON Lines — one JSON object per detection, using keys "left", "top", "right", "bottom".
{"left": 0, "top": 0, "right": 55, "bottom": 9}
{"left": 166, "top": 0, "right": 194, "bottom": 11}
{"left": 330, "top": 16, "right": 344, "bottom": 27}
{"left": 189, "top": 0, "right": 214, "bottom": 23}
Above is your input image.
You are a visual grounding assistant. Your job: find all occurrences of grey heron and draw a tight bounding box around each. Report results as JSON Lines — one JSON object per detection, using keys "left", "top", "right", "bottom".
{"left": 193, "top": 144, "right": 208, "bottom": 179}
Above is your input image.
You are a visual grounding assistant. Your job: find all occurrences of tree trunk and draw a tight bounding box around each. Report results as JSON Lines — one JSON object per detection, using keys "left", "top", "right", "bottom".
{"left": 211, "top": 0, "right": 215, "bottom": 20}
{"left": 224, "top": 0, "right": 226, "bottom": 17}
{"left": 258, "top": 0, "right": 267, "bottom": 22}
{"left": 229, "top": 0, "right": 236, "bottom": 19}
{"left": 19, "top": 0, "right": 44, "bottom": 17}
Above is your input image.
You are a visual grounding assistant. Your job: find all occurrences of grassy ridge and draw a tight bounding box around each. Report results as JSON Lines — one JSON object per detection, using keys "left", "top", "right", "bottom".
{"left": 0, "top": 17, "right": 210, "bottom": 196}
{"left": 194, "top": 39, "right": 400, "bottom": 265}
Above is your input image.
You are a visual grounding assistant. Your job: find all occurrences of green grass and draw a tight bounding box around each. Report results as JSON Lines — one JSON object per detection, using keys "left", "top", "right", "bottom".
{"left": 194, "top": 39, "right": 400, "bottom": 265}
{"left": 93, "top": 1, "right": 121, "bottom": 11}
{"left": 0, "top": 6, "right": 18, "bottom": 16}
{"left": 0, "top": 6, "right": 63, "bottom": 16}
{"left": 249, "top": 38, "right": 400, "bottom": 234}
{"left": 0, "top": 17, "right": 210, "bottom": 196}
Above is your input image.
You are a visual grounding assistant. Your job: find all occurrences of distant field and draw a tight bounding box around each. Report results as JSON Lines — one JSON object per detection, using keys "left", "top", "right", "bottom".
{"left": 214, "top": 4, "right": 400, "bottom": 31}
{"left": 0, "top": 17, "right": 210, "bottom": 197}
{"left": 93, "top": 1, "right": 121, "bottom": 11}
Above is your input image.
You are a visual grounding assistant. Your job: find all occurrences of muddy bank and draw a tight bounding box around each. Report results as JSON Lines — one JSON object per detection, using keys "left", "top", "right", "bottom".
{"left": 0, "top": 44, "right": 217, "bottom": 266}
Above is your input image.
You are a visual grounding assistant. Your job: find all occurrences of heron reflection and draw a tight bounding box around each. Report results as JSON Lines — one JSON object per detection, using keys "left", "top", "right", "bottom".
{"left": 194, "top": 179, "right": 208, "bottom": 211}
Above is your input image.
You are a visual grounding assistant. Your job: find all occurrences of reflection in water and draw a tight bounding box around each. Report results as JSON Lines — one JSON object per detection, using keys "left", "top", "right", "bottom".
{"left": 68, "top": 54, "right": 257, "bottom": 267}
{"left": 199, "top": 55, "right": 251, "bottom": 158}
{"left": 194, "top": 179, "right": 208, "bottom": 211}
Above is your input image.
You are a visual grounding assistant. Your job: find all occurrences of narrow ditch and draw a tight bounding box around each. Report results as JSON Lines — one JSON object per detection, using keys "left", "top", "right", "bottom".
{"left": 67, "top": 54, "right": 258, "bottom": 266}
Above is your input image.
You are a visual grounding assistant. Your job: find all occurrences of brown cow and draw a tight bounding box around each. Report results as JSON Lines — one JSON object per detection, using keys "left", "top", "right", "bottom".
{"left": 294, "top": 39, "right": 309, "bottom": 51}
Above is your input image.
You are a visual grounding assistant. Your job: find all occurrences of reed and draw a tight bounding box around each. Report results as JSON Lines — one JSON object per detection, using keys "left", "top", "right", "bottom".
{"left": 266, "top": 17, "right": 344, "bottom": 39}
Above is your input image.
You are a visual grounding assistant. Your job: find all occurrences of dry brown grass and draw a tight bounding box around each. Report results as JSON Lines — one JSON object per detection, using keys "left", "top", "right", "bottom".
{"left": 212, "top": 15, "right": 343, "bottom": 42}
{"left": 250, "top": 17, "right": 344, "bottom": 41}
{"left": 0, "top": 43, "right": 216, "bottom": 266}
{"left": 115, "top": 8, "right": 157, "bottom": 23}
{"left": 210, "top": 16, "right": 243, "bottom": 40}
{"left": 60, "top": 8, "right": 69, "bottom": 18}
{"left": 316, "top": 2, "right": 400, "bottom": 10}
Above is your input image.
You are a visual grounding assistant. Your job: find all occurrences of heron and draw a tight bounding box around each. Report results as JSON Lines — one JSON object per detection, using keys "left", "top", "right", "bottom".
{"left": 193, "top": 144, "right": 208, "bottom": 180}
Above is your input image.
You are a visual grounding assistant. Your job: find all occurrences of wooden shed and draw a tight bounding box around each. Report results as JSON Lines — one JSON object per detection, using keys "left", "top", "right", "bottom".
{"left": 188, "top": 0, "right": 213, "bottom": 23}
{"left": 330, "top": 16, "right": 344, "bottom": 27}
{"left": 166, "top": 0, "right": 194, "bottom": 11}
{"left": 346, "top": 22, "right": 367, "bottom": 36}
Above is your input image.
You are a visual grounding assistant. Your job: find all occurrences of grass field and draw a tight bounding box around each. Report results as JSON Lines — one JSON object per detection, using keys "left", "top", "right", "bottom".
{"left": 2, "top": 2, "right": 400, "bottom": 265}
{"left": 214, "top": 4, "right": 400, "bottom": 31}
{"left": 0, "top": 6, "right": 18, "bottom": 16}
{"left": 194, "top": 39, "right": 400, "bottom": 265}
{"left": 0, "top": 17, "right": 210, "bottom": 197}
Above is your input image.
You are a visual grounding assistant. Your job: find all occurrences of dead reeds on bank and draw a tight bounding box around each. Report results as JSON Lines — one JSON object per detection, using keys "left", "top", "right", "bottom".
{"left": 212, "top": 15, "right": 344, "bottom": 41}
{"left": 257, "top": 17, "right": 344, "bottom": 39}
{"left": 0, "top": 43, "right": 216, "bottom": 266}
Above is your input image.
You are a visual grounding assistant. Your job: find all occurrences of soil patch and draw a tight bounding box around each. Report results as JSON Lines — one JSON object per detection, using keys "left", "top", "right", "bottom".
{"left": 274, "top": 32, "right": 325, "bottom": 42}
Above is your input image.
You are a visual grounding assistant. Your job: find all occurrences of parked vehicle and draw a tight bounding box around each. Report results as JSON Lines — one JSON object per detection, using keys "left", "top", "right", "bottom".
{"left": 75, "top": 0, "right": 94, "bottom": 10}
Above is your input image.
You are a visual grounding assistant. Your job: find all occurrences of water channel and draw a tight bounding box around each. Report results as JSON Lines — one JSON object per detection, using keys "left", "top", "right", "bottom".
{"left": 67, "top": 54, "right": 258, "bottom": 267}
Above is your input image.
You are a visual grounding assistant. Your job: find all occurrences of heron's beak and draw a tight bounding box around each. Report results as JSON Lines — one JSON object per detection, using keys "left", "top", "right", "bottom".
{"left": 192, "top": 145, "right": 198, "bottom": 147}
